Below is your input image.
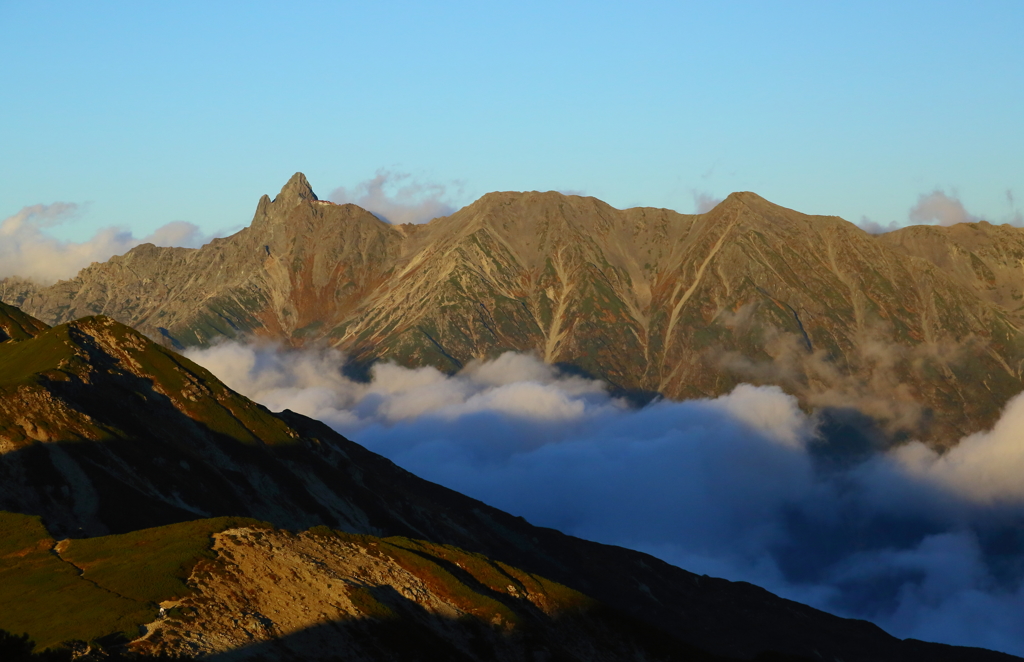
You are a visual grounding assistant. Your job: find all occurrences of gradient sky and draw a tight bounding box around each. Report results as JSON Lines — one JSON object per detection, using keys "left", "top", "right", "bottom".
{"left": 2, "top": 1, "right": 1022, "bottom": 242}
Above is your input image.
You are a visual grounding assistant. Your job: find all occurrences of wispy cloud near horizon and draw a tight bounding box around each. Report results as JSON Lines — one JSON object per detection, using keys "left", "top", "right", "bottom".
{"left": 692, "top": 190, "right": 724, "bottom": 214}
{"left": 858, "top": 188, "right": 1024, "bottom": 233}
{"left": 329, "top": 169, "right": 463, "bottom": 225}
{"left": 0, "top": 203, "right": 227, "bottom": 285}
{"left": 856, "top": 216, "right": 901, "bottom": 234}
{"left": 909, "top": 190, "right": 980, "bottom": 226}
{"left": 184, "top": 342, "right": 1024, "bottom": 656}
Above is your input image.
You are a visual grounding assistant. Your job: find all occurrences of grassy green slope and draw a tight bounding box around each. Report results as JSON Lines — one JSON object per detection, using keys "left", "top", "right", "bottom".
{"left": 0, "top": 314, "right": 298, "bottom": 446}
{"left": 0, "top": 513, "right": 263, "bottom": 649}
{"left": 0, "top": 512, "right": 150, "bottom": 649}
{"left": 60, "top": 517, "right": 266, "bottom": 607}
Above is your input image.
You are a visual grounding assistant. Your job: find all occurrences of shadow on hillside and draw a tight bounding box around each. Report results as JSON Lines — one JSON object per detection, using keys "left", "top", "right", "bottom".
{"left": 202, "top": 583, "right": 728, "bottom": 662}
{"left": 1, "top": 367, "right": 1020, "bottom": 662}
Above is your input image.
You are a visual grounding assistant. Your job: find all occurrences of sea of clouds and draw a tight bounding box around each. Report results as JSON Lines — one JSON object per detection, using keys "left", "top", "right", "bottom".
{"left": 184, "top": 343, "right": 1024, "bottom": 656}
{"left": 7, "top": 177, "right": 1024, "bottom": 654}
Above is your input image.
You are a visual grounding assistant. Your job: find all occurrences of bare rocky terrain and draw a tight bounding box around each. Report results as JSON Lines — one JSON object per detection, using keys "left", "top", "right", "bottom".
{"left": 6, "top": 174, "right": 1023, "bottom": 444}
{"left": 880, "top": 221, "right": 1024, "bottom": 316}
{"left": 136, "top": 527, "right": 711, "bottom": 661}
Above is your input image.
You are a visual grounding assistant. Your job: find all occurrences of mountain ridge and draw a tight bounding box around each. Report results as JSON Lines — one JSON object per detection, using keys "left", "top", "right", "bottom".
{"left": 5, "top": 175, "right": 1024, "bottom": 443}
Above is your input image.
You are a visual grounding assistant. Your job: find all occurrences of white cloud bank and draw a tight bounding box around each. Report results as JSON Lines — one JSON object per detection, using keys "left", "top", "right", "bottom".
{"left": 893, "top": 393, "right": 1024, "bottom": 504}
{"left": 184, "top": 343, "right": 1024, "bottom": 656}
{"left": 0, "top": 203, "right": 220, "bottom": 284}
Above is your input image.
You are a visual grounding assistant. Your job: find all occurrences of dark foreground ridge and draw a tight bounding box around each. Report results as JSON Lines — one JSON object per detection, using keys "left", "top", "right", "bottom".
{"left": 0, "top": 303, "right": 1018, "bottom": 661}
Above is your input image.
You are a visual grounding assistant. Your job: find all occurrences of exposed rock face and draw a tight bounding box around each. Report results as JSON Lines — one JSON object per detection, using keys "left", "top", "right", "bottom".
{"left": 1, "top": 304, "right": 1016, "bottom": 661}
{"left": 0, "top": 276, "right": 40, "bottom": 311}
{"left": 7, "top": 176, "right": 1024, "bottom": 442}
{"left": 6, "top": 173, "right": 401, "bottom": 351}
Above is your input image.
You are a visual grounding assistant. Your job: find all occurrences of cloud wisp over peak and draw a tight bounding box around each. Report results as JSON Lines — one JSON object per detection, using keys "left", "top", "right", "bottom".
{"left": 858, "top": 188, "right": 1024, "bottom": 233}
{"left": 909, "top": 190, "right": 980, "bottom": 226}
{"left": 328, "top": 169, "right": 463, "bottom": 225}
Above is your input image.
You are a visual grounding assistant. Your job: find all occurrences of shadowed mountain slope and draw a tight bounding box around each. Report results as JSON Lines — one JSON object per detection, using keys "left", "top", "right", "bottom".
{"left": 6, "top": 175, "right": 1024, "bottom": 444}
{"left": 0, "top": 306, "right": 1016, "bottom": 661}
{"left": 0, "top": 512, "right": 722, "bottom": 661}
{"left": 0, "top": 301, "right": 48, "bottom": 343}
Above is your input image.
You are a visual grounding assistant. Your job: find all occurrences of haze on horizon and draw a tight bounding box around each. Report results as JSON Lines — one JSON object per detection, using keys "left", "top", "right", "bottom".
{"left": 1, "top": 1, "right": 1022, "bottom": 247}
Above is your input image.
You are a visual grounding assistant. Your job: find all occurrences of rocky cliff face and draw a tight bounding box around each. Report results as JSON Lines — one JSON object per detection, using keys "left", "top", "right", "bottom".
{"left": 1, "top": 305, "right": 1014, "bottom": 661}
{"left": 7, "top": 175, "right": 1024, "bottom": 443}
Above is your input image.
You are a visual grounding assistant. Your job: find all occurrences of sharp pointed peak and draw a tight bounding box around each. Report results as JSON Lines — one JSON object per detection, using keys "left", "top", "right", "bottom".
{"left": 273, "top": 172, "right": 318, "bottom": 205}
{"left": 710, "top": 191, "right": 807, "bottom": 217}
{"left": 717, "top": 191, "right": 770, "bottom": 208}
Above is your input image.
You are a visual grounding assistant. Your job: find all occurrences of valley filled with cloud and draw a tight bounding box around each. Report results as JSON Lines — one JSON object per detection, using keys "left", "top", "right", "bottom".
{"left": 185, "top": 343, "right": 1024, "bottom": 655}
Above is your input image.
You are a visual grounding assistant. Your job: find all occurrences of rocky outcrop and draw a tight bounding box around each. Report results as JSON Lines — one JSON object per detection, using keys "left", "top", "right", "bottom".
{"left": 0, "top": 276, "right": 40, "bottom": 312}
{"left": 136, "top": 527, "right": 716, "bottom": 662}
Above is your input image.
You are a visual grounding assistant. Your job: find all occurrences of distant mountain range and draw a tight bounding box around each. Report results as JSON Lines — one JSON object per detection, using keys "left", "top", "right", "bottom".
{"left": 0, "top": 301, "right": 1016, "bottom": 661}
{"left": 5, "top": 174, "right": 1024, "bottom": 444}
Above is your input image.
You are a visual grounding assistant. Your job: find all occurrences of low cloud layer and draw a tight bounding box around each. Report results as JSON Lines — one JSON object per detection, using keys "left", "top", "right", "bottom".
{"left": 713, "top": 322, "right": 957, "bottom": 438}
{"left": 0, "top": 203, "right": 218, "bottom": 284}
{"left": 329, "top": 169, "right": 462, "bottom": 225}
{"left": 185, "top": 345, "right": 1024, "bottom": 656}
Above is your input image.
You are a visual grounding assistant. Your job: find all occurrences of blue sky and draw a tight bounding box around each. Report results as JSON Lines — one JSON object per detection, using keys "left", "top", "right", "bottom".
{"left": 1, "top": 1, "right": 1022, "bottom": 242}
